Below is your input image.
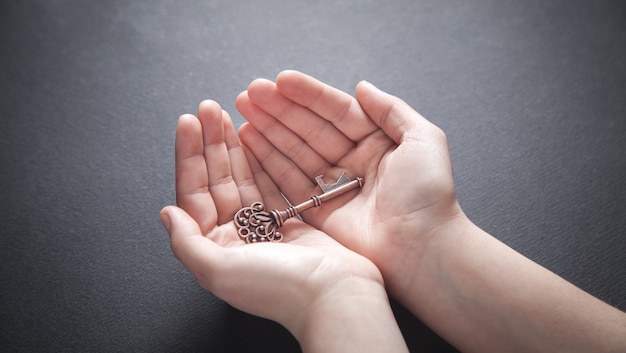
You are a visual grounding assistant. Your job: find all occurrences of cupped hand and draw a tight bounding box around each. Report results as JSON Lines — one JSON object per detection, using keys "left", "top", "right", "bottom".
{"left": 236, "top": 71, "right": 466, "bottom": 295}
{"left": 160, "top": 100, "right": 383, "bottom": 330}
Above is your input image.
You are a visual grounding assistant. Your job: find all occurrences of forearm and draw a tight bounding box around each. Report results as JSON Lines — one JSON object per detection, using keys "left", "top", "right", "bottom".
{"left": 288, "top": 277, "right": 409, "bottom": 353}
{"left": 400, "top": 217, "right": 626, "bottom": 353}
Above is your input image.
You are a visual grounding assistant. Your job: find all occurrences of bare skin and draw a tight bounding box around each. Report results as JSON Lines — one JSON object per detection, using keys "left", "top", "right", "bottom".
{"left": 237, "top": 70, "right": 626, "bottom": 352}
{"left": 160, "top": 100, "right": 408, "bottom": 353}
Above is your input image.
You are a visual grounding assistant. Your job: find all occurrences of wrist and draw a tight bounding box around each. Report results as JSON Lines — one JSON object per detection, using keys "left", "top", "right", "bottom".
{"left": 287, "top": 276, "right": 384, "bottom": 339}
{"left": 401, "top": 211, "right": 476, "bottom": 297}
{"left": 286, "top": 276, "right": 408, "bottom": 353}
{"left": 376, "top": 201, "right": 470, "bottom": 300}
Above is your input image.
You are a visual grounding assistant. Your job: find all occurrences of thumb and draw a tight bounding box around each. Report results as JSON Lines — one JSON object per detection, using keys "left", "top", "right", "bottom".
{"left": 160, "top": 206, "right": 220, "bottom": 276}
{"left": 355, "top": 81, "right": 432, "bottom": 144}
{"left": 160, "top": 205, "right": 202, "bottom": 239}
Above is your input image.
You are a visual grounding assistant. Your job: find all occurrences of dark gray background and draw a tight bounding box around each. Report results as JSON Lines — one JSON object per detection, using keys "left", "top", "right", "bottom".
{"left": 1, "top": 1, "right": 624, "bottom": 352}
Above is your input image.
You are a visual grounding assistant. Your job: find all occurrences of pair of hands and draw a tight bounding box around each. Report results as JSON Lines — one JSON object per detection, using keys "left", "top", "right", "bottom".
{"left": 160, "top": 70, "right": 464, "bottom": 333}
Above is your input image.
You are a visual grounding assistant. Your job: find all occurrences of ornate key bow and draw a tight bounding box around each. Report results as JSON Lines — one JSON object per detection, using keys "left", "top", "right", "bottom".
{"left": 234, "top": 173, "right": 363, "bottom": 243}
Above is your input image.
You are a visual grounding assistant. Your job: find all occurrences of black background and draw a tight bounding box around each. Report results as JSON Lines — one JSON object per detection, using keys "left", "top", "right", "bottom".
{"left": 1, "top": 1, "right": 625, "bottom": 352}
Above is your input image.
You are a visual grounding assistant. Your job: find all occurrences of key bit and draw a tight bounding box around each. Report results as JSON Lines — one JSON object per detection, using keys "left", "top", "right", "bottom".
{"left": 316, "top": 173, "right": 352, "bottom": 193}
{"left": 234, "top": 173, "right": 363, "bottom": 243}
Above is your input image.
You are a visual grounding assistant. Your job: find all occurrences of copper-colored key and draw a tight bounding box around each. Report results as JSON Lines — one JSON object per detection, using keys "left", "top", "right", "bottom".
{"left": 234, "top": 172, "right": 363, "bottom": 243}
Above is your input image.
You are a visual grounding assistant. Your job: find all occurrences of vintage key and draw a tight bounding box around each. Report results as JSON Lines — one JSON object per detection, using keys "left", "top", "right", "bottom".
{"left": 234, "top": 172, "right": 363, "bottom": 243}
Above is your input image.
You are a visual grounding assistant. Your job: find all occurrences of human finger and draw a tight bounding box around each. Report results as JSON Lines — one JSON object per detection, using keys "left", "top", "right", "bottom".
{"left": 160, "top": 205, "right": 226, "bottom": 283}
{"left": 245, "top": 78, "right": 354, "bottom": 164}
{"left": 197, "top": 100, "right": 241, "bottom": 225}
{"left": 239, "top": 122, "right": 317, "bottom": 206}
{"left": 275, "top": 70, "right": 379, "bottom": 142}
{"left": 222, "top": 112, "right": 262, "bottom": 207}
{"left": 175, "top": 114, "right": 216, "bottom": 234}
{"left": 236, "top": 90, "right": 332, "bottom": 178}
{"left": 241, "top": 141, "right": 313, "bottom": 243}
{"left": 355, "top": 80, "right": 439, "bottom": 145}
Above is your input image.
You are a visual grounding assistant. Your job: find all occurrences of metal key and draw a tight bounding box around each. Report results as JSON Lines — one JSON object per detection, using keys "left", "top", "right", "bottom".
{"left": 234, "top": 172, "right": 363, "bottom": 243}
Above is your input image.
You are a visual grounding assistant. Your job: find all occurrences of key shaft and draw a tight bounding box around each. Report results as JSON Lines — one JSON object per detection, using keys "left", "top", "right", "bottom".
{"left": 271, "top": 177, "right": 363, "bottom": 227}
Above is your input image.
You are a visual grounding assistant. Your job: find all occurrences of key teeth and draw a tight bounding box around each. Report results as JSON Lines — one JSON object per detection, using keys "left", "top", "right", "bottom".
{"left": 315, "top": 172, "right": 352, "bottom": 193}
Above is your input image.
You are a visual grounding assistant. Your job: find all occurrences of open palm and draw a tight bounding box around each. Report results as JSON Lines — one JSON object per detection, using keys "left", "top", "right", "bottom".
{"left": 237, "top": 71, "right": 464, "bottom": 293}
{"left": 160, "top": 100, "right": 382, "bottom": 325}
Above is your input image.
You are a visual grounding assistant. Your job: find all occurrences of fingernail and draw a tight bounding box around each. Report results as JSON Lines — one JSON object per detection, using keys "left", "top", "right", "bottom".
{"left": 160, "top": 208, "right": 172, "bottom": 232}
